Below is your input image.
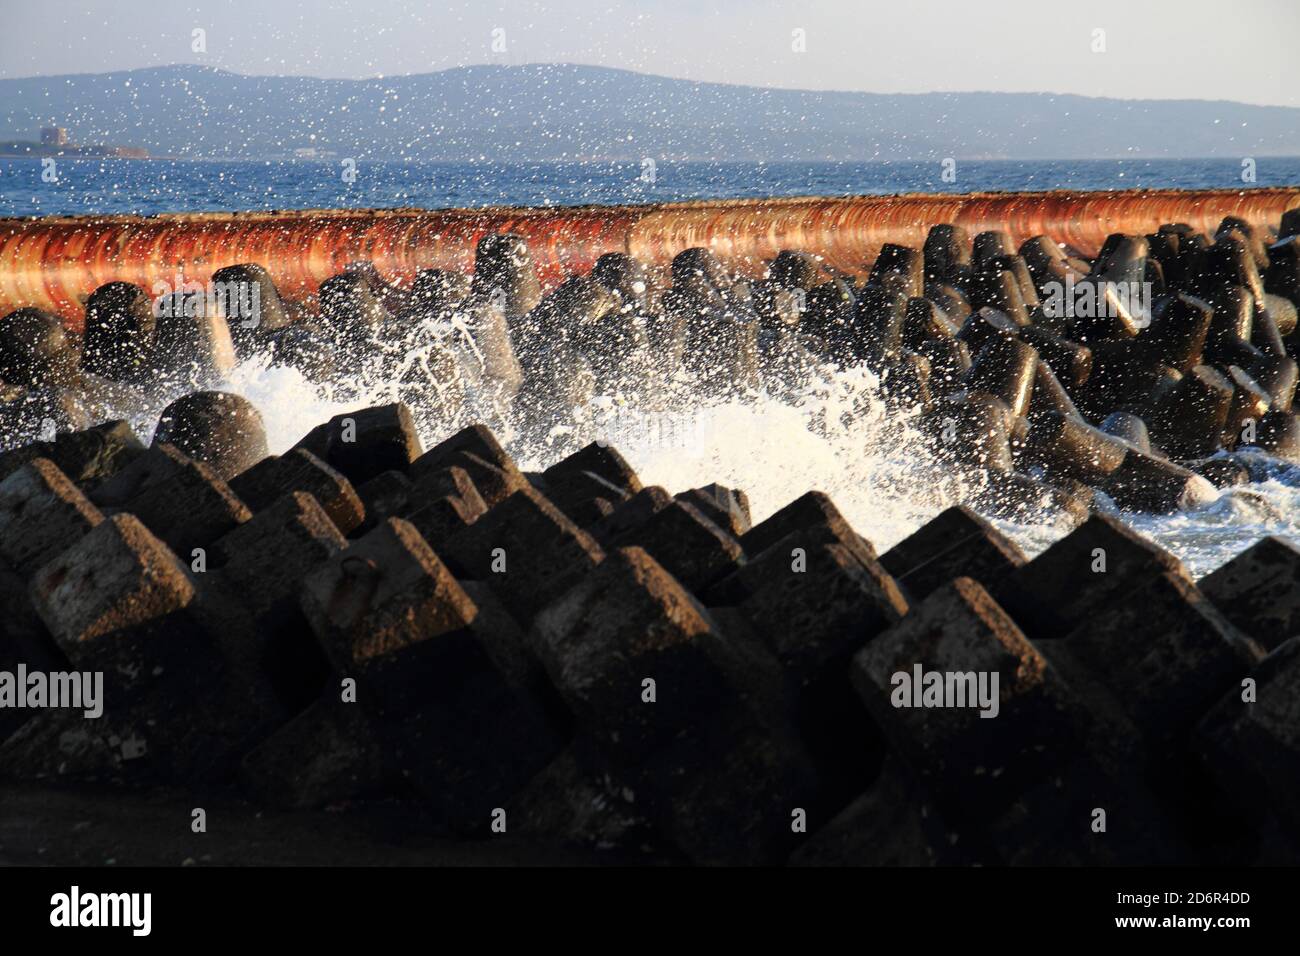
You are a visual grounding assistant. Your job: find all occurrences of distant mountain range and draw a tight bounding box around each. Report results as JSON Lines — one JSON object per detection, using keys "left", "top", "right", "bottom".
{"left": 1, "top": 63, "right": 1297, "bottom": 162}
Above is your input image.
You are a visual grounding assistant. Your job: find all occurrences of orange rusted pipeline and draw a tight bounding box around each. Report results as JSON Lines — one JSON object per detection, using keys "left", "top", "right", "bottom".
{"left": 1, "top": 188, "right": 1297, "bottom": 329}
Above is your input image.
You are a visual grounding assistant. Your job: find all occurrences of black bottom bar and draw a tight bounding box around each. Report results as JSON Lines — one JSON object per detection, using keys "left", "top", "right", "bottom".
{"left": 0, "top": 865, "right": 1282, "bottom": 942}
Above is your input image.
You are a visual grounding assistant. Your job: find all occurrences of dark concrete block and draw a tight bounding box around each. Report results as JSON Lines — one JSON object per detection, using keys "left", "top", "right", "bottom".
{"left": 229, "top": 447, "right": 364, "bottom": 536}
{"left": 994, "top": 513, "right": 1188, "bottom": 642}
{"left": 880, "top": 505, "right": 1026, "bottom": 601}
{"left": 542, "top": 441, "right": 642, "bottom": 496}
{"left": 441, "top": 486, "right": 604, "bottom": 623}
{"left": 852, "top": 577, "right": 1079, "bottom": 821}
{"left": 28, "top": 514, "right": 204, "bottom": 693}
{"left": 1200, "top": 536, "right": 1300, "bottom": 652}
{"left": 299, "top": 518, "right": 480, "bottom": 715}
{"left": 610, "top": 499, "right": 742, "bottom": 594}
{"left": 0, "top": 458, "right": 103, "bottom": 575}
{"left": 293, "top": 403, "right": 422, "bottom": 487}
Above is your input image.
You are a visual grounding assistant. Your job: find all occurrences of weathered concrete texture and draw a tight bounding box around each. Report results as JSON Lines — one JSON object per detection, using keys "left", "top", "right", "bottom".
{"left": 0, "top": 458, "right": 102, "bottom": 574}
{"left": 306, "top": 528, "right": 562, "bottom": 827}
{"left": 539, "top": 468, "right": 631, "bottom": 527}
{"left": 1199, "top": 535, "right": 1300, "bottom": 652}
{"left": 100, "top": 443, "right": 252, "bottom": 555}
{"left": 739, "top": 490, "right": 854, "bottom": 558}
{"left": 852, "top": 577, "right": 1080, "bottom": 822}
{"left": 713, "top": 523, "right": 906, "bottom": 801}
{"left": 994, "top": 513, "right": 1188, "bottom": 642}
{"left": 441, "top": 486, "right": 605, "bottom": 623}
{"left": 353, "top": 470, "right": 414, "bottom": 535}
{"left": 0, "top": 418, "right": 143, "bottom": 486}
{"left": 528, "top": 546, "right": 820, "bottom": 863}
{"left": 529, "top": 546, "right": 734, "bottom": 764}
{"left": 1051, "top": 570, "right": 1263, "bottom": 746}
{"left": 403, "top": 463, "right": 488, "bottom": 546}
{"left": 609, "top": 499, "right": 742, "bottom": 594}
{"left": 301, "top": 523, "right": 570, "bottom": 825}
{"left": 733, "top": 530, "right": 906, "bottom": 674}
{"left": 300, "top": 518, "right": 480, "bottom": 714}
{"left": 229, "top": 447, "right": 364, "bottom": 536}
{"left": 28, "top": 513, "right": 202, "bottom": 691}
{"left": 880, "top": 505, "right": 1026, "bottom": 601}
{"left": 294, "top": 404, "right": 422, "bottom": 487}
{"left": 409, "top": 423, "right": 527, "bottom": 507}
{"left": 209, "top": 491, "right": 347, "bottom": 701}
{"left": 543, "top": 441, "right": 642, "bottom": 496}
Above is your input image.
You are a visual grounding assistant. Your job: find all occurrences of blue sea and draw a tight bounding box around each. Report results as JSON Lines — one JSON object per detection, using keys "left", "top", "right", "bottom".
{"left": 1, "top": 157, "right": 1298, "bottom": 218}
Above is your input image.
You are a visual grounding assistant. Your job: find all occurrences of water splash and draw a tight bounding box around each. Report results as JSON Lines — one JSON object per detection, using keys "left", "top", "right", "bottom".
{"left": 78, "top": 311, "right": 1300, "bottom": 582}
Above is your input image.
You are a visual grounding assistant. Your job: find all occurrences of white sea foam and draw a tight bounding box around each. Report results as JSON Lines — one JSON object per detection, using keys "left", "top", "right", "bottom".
{"left": 174, "top": 344, "right": 1300, "bottom": 580}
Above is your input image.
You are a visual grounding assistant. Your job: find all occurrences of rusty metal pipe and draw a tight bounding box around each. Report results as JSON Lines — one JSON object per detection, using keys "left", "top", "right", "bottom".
{"left": 1, "top": 188, "right": 1297, "bottom": 329}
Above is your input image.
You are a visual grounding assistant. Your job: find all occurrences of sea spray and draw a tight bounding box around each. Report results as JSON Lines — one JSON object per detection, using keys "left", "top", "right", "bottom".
{"left": 68, "top": 311, "right": 1300, "bottom": 580}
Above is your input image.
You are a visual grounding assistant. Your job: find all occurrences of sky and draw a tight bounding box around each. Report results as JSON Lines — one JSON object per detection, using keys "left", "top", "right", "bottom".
{"left": 0, "top": 0, "right": 1296, "bottom": 107}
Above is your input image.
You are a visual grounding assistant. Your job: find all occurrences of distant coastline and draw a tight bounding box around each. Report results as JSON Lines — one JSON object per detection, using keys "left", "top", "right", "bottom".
{"left": 3, "top": 64, "right": 1300, "bottom": 163}
{"left": 0, "top": 141, "right": 148, "bottom": 159}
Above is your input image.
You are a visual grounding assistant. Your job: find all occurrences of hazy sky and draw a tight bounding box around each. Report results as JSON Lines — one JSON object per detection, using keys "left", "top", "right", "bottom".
{"left": 1, "top": 0, "right": 1296, "bottom": 107}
